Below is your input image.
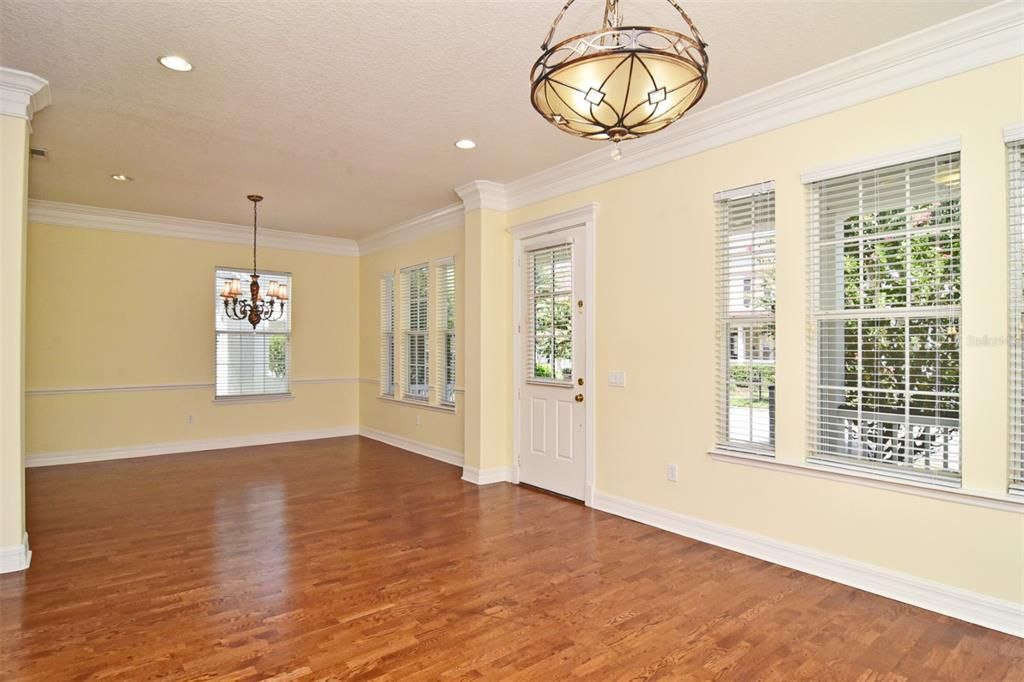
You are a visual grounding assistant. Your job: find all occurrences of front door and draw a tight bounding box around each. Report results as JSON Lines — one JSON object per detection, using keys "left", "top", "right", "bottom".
{"left": 518, "top": 228, "right": 587, "bottom": 500}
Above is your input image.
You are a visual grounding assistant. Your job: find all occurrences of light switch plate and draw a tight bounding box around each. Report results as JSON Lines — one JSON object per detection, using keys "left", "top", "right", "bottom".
{"left": 608, "top": 370, "right": 626, "bottom": 387}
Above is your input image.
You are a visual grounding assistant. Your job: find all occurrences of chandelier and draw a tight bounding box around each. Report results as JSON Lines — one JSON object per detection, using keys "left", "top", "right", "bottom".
{"left": 530, "top": 0, "right": 709, "bottom": 157}
{"left": 219, "top": 194, "right": 288, "bottom": 329}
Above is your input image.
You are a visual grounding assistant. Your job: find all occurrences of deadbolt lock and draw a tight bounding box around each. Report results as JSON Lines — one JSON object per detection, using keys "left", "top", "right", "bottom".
{"left": 577, "top": 378, "right": 584, "bottom": 386}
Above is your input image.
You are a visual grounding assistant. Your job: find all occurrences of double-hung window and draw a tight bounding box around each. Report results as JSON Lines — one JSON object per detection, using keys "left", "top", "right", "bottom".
{"left": 808, "top": 152, "right": 961, "bottom": 484}
{"left": 215, "top": 268, "right": 291, "bottom": 398}
{"left": 436, "top": 259, "right": 456, "bottom": 406}
{"left": 380, "top": 273, "right": 395, "bottom": 397}
{"left": 715, "top": 182, "right": 776, "bottom": 452}
{"left": 402, "top": 264, "right": 429, "bottom": 400}
{"left": 1009, "top": 136, "right": 1024, "bottom": 493}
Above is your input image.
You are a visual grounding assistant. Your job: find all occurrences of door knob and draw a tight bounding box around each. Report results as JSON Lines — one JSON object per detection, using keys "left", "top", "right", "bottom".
{"left": 574, "top": 393, "right": 584, "bottom": 403}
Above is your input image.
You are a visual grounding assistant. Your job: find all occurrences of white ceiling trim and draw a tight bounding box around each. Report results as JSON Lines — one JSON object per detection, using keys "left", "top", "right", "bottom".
{"left": 455, "top": 180, "right": 509, "bottom": 213}
{"left": 28, "top": 199, "right": 360, "bottom": 256}
{"left": 497, "top": 0, "right": 1022, "bottom": 212}
{"left": 357, "top": 202, "right": 463, "bottom": 255}
{"left": 0, "top": 67, "right": 51, "bottom": 121}
{"left": 363, "top": 0, "right": 1021, "bottom": 250}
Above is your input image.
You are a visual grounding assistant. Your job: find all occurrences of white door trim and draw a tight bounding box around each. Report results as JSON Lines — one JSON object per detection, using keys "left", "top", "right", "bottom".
{"left": 511, "top": 204, "right": 597, "bottom": 505}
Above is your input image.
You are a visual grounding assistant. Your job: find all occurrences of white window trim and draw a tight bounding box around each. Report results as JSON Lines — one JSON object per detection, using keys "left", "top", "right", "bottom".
{"left": 800, "top": 136, "right": 960, "bottom": 184}
{"left": 380, "top": 271, "right": 396, "bottom": 397}
{"left": 435, "top": 256, "right": 456, "bottom": 409}
{"left": 709, "top": 448, "right": 1024, "bottom": 514}
{"left": 715, "top": 181, "right": 776, "bottom": 456}
{"left": 804, "top": 150, "right": 963, "bottom": 485}
{"left": 401, "top": 263, "right": 430, "bottom": 402}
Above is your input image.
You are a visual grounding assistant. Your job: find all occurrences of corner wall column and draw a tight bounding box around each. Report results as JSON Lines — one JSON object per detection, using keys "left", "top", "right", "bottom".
{"left": 0, "top": 68, "right": 50, "bottom": 572}
{"left": 457, "top": 182, "right": 514, "bottom": 482}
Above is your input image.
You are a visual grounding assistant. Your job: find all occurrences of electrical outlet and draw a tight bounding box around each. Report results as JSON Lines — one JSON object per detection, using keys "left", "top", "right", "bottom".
{"left": 667, "top": 463, "right": 679, "bottom": 482}
{"left": 186, "top": 414, "right": 193, "bottom": 425}
{"left": 416, "top": 415, "right": 421, "bottom": 426}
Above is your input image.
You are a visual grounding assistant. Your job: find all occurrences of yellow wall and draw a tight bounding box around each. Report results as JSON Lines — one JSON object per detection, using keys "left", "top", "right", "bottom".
{"left": 357, "top": 227, "right": 464, "bottom": 455}
{"left": 25, "top": 223, "right": 359, "bottom": 456}
{"left": 1, "top": 114, "right": 29, "bottom": 548}
{"left": 504, "top": 58, "right": 1024, "bottom": 603}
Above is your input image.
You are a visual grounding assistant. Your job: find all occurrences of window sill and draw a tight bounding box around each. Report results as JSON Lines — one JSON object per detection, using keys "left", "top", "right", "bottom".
{"left": 377, "top": 395, "right": 456, "bottom": 414}
{"left": 213, "top": 393, "right": 293, "bottom": 405}
{"left": 708, "top": 448, "right": 1024, "bottom": 513}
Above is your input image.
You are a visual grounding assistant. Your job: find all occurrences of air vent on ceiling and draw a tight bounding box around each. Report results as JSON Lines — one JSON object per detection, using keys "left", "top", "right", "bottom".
{"left": 30, "top": 147, "right": 48, "bottom": 159}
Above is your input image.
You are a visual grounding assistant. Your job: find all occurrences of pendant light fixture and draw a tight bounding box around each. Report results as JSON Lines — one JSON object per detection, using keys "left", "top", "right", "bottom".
{"left": 530, "top": 0, "right": 709, "bottom": 158}
{"left": 220, "top": 195, "right": 288, "bottom": 329}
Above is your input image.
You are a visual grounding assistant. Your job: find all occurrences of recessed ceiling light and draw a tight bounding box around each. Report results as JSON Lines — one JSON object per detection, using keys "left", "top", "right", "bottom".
{"left": 454, "top": 139, "right": 476, "bottom": 150}
{"left": 158, "top": 55, "right": 193, "bottom": 72}
{"left": 111, "top": 174, "right": 133, "bottom": 182}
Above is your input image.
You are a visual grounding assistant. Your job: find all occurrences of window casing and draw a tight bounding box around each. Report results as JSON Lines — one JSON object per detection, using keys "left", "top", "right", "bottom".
{"left": 215, "top": 268, "right": 291, "bottom": 398}
{"left": 716, "top": 183, "right": 776, "bottom": 453}
{"left": 1009, "top": 139, "right": 1024, "bottom": 493}
{"left": 437, "top": 259, "right": 456, "bottom": 406}
{"left": 380, "top": 273, "right": 395, "bottom": 397}
{"left": 402, "top": 264, "right": 429, "bottom": 400}
{"left": 808, "top": 153, "right": 961, "bottom": 485}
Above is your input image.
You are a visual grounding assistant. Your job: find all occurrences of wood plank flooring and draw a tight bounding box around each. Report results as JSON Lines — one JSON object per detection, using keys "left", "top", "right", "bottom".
{"left": 1, "top": 436, "right": 1020, "bottom": 680}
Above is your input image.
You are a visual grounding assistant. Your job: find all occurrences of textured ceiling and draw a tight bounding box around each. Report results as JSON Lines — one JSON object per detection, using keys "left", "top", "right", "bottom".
{"left": 1, "top": 0, "right": 998, "bottom": 238}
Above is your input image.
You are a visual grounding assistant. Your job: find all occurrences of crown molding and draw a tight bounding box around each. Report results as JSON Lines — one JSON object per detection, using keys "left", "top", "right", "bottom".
{"left": 0, "top": 67, "right": 51, "bottom": 121}
{"left": 27, "top": 200, "right": 360, "bottom": 256}
{"left": 357, "top": 203, "right": 463, "bottom": 255}
{"left": 343, "top": 1, "right": 1021, "bottom": 255}
{"left": 494, "top": 0, "right": 1022, "bottom": 211}
{"left": 455, "top": 180, "right": 508, "bottom": 213}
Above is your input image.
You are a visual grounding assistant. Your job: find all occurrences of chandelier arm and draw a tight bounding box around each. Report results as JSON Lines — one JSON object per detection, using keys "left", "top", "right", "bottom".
{"left": 541, "top": 0, "right": 707, "bottom": 51}
{"left": 541, "top": 0, "right": 579, "bottom": 50}
{"left": 662, "top": 0, "right": 707, "bottom": 48}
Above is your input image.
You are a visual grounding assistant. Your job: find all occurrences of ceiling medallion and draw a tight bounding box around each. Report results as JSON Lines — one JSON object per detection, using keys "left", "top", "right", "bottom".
{"left": 220, "top": 195, "right": 288, "bottom": 329}
{"left": 530, "top": 0, "right": 709, "bottom": 159}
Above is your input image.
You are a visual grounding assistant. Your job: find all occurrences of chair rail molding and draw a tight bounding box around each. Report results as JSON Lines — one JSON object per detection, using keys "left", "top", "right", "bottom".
{"left": 0, "top": 67, "right": 50, "bottom": 120}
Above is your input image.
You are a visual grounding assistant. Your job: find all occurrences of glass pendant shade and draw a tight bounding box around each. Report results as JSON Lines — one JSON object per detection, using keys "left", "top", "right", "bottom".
{"left": 531, "top": 0, "right": 708, "bottom": 143}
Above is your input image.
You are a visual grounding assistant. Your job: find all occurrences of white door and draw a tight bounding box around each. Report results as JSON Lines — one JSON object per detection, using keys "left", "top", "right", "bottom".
{"left": 518, "top": 228, "right": 587, "bottom": 500}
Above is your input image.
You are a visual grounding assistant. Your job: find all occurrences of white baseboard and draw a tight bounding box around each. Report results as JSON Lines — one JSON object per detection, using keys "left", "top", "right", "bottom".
{"left": 0, "top": 533, "right": 31, "bottom": 574}
{"left": 26, "top": 426, "right": 359, "bottom": 467}
{"left": 358, "top": 427, "right": 463, "bottom": 468}
{"left": 591, "top": 491, "right": 1023, "bottom": 638}
{"left": 461, "top": 466, "right": 514, "bottom": 486}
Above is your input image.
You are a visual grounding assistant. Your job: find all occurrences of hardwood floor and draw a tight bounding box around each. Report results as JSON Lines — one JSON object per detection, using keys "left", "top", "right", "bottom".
{"left": 1, "top": 436, "right": 1020, "bottom": 680}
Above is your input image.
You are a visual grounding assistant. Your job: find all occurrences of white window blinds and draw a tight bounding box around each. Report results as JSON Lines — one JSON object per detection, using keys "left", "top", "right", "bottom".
{"left": 715, "top": 182, "right": 776, "bottom": 453}
{"left": 437, "top": 260, "right": 456, "bottom": 406}
{"left": 808, "top": 152, "right": 961, "bottom": 485}
{"left": 402, "top": 264, "right": 429, "bottom": 400}
{"left": 214, "top": 268, "right": 291, "bottom": 398}
{"left": 527, "top": 243, "right": 573, "bottom": 383}
{"left": 380, "top": 273, "right": 395, "bottom": 396}
{"left": 1009, "top": 139, "right": 1024, "bottom": 492}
